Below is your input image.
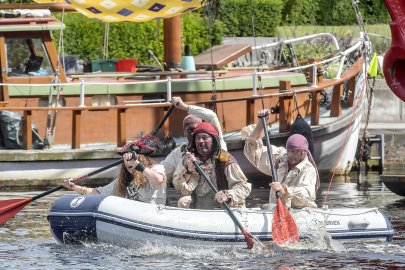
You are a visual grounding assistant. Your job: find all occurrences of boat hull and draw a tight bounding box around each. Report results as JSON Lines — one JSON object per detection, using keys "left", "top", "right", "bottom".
{"left": 48, "top": 195, "right": 394, "bottom": 248}
{"left": 381, "top": 175, "right": 405, "bottom": 196}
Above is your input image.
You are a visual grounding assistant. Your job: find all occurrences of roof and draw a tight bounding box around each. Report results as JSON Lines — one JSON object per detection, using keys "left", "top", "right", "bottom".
{"left": 0, "top": 16, "right": 64, "bottom": 32}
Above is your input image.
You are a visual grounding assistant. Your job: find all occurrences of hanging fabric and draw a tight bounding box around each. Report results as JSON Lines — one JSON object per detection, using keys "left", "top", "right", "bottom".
{"left": 33, "top": 0, "right": 204, "bottom": 22}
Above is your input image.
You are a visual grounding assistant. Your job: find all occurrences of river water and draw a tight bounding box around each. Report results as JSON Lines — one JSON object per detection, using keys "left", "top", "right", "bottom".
{"left": 1, "top": 172, "right": 404, "bottom": 269}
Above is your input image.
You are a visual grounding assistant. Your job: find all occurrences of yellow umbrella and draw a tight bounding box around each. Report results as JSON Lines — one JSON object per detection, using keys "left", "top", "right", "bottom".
{"left": 34, "top": 0, "right": 204, "bottom": 22}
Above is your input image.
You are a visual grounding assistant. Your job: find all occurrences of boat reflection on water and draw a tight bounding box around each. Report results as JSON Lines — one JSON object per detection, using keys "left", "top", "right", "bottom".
{"left": 0, "top": 172, "right": 405, "bottom": 269}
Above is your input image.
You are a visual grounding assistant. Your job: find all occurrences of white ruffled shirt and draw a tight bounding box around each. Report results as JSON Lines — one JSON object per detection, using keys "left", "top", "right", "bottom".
{"left": 96, "top": 164, "right": 166, "bottom": 205}
{"left": 242, "top": 124, "right": 317, "bottom": 209}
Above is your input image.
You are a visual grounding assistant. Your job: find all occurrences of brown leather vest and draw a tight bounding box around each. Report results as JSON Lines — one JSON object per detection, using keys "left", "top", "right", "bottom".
{"left": 214, "top": 152, "right": 237, "bottom": 191}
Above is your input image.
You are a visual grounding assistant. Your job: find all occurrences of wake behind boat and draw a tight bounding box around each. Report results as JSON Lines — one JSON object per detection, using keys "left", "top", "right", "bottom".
{"left": 47, "top": 195, "right": 394, "bottom": 248}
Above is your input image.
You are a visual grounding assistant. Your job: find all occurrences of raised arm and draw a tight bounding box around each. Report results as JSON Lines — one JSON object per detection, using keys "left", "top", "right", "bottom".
{"left": 247, "top": 109, "right": 271, "bottom": 140}
{"left": 171, "top": 96, "right": 227, "bottom": 150}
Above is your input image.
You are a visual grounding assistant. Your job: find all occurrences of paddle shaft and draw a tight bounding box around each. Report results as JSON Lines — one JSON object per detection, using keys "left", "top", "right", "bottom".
{"left": 260, "top": 116, "right": 278, "bottom": 182}
{"left": 260, "top": 115, "right": 299, "bottom": 245}
{"left": 259, "top": 116, "right": 281, "bottom": 198}
{"left": 31, "top": 159, "right": 123, "bottom": 201}
{"left": 193, "top": 161, "right": 254, "bottom": 249}
{"left": 151, "top": 104, "right": 175, "bottom": 136}
{"left": 0, "top": 159, "right": 124, "bottom": 225}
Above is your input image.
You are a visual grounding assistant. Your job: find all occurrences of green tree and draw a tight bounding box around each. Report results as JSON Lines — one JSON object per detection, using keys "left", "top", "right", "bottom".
{"left": 219, "top": 0, "right": 283, "bottom": 37}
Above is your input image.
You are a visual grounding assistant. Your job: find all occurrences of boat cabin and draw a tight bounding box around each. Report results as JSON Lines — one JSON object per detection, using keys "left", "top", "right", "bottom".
{"left": 0, "top": 14, "right": 66, "bottom": 106}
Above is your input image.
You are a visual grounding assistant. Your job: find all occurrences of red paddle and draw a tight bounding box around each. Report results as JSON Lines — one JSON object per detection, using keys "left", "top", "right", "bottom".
{"left": 0, "top": 159, "right": 123, "bottom": 225}
{"left": 259, "top": 115, "right": 299, "bottom": 245}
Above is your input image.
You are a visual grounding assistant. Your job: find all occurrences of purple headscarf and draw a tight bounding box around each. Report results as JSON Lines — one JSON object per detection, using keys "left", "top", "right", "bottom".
{"left": 286, "top": 134, "right": 320, "bottom": 190}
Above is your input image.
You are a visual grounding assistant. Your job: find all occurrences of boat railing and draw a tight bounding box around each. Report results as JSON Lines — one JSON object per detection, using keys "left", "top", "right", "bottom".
{"left": 0, "top": 31, "right": 367, "bottom": 150}
{"left": 0, "top": 36, "right": 364, "bottom": 107}
{"left": 0, "top": 55, "right": 363, "bottom": 150}
{"left": 252, "top": 32, "right": 340, "bottom": 52}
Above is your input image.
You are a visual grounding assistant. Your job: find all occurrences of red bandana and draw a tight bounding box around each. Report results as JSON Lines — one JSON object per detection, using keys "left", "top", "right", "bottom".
{"left": 192, "top": 122, "right": 219, "bottom": 138}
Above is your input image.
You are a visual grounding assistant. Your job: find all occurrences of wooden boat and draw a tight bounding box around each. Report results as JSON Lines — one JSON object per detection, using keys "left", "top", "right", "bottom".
{"left": 0, "top": 11, "right": 368, "bottom": 185}
{"left": 381, "top": 175, "right": 405, "bottom": 197}
{"left": 47, "top": 195, "right": 394, "bottom": 247}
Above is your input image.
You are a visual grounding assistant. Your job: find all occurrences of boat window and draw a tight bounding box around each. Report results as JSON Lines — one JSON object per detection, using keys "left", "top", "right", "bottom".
{"left": 92, "top": 95, "right": 117, "bottom": 106}
{"left": 5, "top": 37, "right": 53, "bottom": 77}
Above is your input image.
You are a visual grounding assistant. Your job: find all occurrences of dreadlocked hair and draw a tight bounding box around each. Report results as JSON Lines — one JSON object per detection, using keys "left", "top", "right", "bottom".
{"left": 116, "top": 154, "right": 156, "bottom": 197}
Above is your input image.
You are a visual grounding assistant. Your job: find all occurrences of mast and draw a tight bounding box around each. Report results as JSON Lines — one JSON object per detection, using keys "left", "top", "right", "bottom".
{"left": 163, "top": 15, "right": 182, "bottom": 70}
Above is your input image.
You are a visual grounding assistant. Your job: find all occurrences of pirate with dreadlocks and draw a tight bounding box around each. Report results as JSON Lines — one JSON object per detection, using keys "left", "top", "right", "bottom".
{"left": 63, "top": 143, "right": 167, "bottom": 205}
{"left": 174, "top": 122, "right": 251, "bottom": 209}
{"left": 161, "top": 97, "right": 229, "bottom": 208}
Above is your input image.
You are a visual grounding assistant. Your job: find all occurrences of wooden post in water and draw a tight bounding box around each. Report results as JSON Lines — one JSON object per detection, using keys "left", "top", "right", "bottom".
{"left": 163, "top": 16, "right": 182, "bottom": 70}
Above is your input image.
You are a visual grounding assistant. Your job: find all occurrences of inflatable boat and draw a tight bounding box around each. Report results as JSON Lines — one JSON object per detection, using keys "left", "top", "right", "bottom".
{"left": 47, "top": 195, "right": 394, "bottom": 248}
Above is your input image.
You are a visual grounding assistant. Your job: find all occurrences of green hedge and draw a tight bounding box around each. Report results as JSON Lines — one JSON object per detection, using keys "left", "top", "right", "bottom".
{"left": 53, "top": 12, "right": 224, "bottom": 65}
{"left": 51, "top": 0, "right": 390, "bottom": 64}
{"left": 219, "top": 0, "right": 284, "bottom": 37}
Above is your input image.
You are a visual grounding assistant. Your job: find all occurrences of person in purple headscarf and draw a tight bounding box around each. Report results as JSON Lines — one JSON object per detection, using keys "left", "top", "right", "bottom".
{"left": 242, "top": 109, "right": 320, "bottom": 209}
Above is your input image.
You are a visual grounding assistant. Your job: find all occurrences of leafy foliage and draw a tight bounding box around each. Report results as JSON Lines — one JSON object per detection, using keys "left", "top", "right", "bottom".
{"left": 53, "top": 12, "right": 224, "bottom": 65}
{"left": 219, "top": 0, "right": 284, "bottom": 37}
{"left": 49, "top": 0, "right": 390, "bottom": 63}
{"left": 282, "top": 0, "right": 321, "bottom": 25}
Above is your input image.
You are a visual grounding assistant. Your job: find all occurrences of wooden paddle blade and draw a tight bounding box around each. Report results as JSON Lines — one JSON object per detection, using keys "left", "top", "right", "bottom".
{"left": 0, "top": 198, "right": 32, "bottom": 225}
{"left": 272, "top": 198, "right": 299, "bottom": 245}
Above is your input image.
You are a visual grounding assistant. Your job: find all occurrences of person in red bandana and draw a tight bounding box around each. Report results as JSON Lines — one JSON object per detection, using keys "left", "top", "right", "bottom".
{"left": 174, "top": 122, "right": 251, "bottom": 209}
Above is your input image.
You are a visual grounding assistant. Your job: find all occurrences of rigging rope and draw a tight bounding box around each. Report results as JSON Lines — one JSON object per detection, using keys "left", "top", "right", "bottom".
{"left": 357, "top": 78, "right": 375, "bottom": 165}
{"left": 248, "top": 0, "right": 266, "bottom": 111}
{"left": 322, "top": 70, "right": 368, "bottom": 206}
{"left": 322, "top": 0, "right": 374, "bottom": 206}
{"left": 44, "top": 7, "right": 66, "bottom": 147}
{"left": 103, "top": 22, "right": 110, "bottom": 60}
{"left": 203, "top": 1, "right": 218, "bottom": 115}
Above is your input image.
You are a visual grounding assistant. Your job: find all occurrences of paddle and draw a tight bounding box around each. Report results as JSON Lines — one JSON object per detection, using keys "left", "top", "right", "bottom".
{"left": 152, "top": 104, "right": 175, "bottom": 136}
{"left": 1, "top": 104, "right": 174, "bottom": 225}
{"left": 259, "top": 115, "right": 299, "bottom": 245}
{"left": 118, "top": 104, "right": 175, "bottom": 155}
{"left": 0, "top": 159, "right": 123, "bottom": 225}
{"left": 193, "top": 161, "right": 266, "bottom": 250}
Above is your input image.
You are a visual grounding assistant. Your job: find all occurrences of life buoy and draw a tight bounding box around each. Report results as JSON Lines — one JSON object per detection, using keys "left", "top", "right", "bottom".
{"left": 383, "top": 0, "right": 405, "bottom": 102}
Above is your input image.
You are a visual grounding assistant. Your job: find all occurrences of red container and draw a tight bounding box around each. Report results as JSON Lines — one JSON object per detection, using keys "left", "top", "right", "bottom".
{"left": 116, "top": 59, "right": 137, "bottom": 72}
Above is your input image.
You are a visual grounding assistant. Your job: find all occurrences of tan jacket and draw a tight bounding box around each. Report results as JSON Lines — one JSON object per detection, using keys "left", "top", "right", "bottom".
{"left": 160, "top": 105, "right": 227, "bottom": 184}
{"left": 172, "top": 154, "right": 252, "bottom": 209}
